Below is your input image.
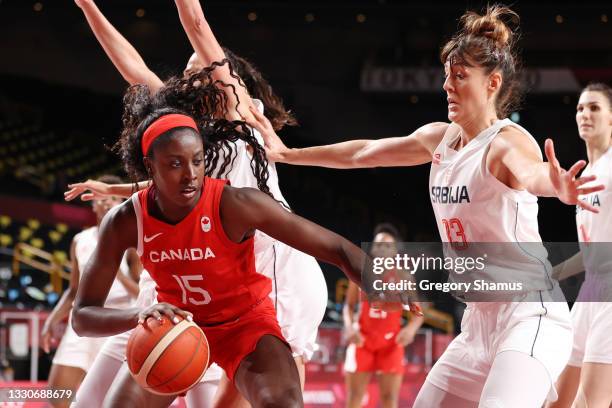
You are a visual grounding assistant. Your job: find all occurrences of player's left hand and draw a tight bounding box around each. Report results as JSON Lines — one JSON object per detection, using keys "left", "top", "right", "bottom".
{"left": 247, "top": 104, "right": 289, "bottom": 163}
{"left": 395, "top": 327, "right": 416, "bottom": 346}
{"left": 545, "top": 139, "right": 604, "bottom": 213}
{"left": 64, "top": 179, "right": 112, "bottom": 202}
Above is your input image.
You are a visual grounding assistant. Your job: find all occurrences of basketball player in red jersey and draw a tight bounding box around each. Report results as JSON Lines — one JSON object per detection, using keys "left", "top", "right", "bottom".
{"left": 70, "top": 101, "right": 376, "bottom": 407}
{"left": 68, "top": 1, "right": 327, "bottom": 406}
{"left": 343, "top": 223, "right": 424, "bottom": 408}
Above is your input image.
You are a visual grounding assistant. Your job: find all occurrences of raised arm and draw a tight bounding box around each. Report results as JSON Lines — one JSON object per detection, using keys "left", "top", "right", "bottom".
{"left": 173, "top": 0, "right": 254, "bottom": 121}
{"left": 491, "top": 129, "right": 604, "bottom": 212}
{"left": 75, "top": 0, "right": 164, "bottom": 92}
{"left": 248, "top": 104, "right": 448, "bottom": 169}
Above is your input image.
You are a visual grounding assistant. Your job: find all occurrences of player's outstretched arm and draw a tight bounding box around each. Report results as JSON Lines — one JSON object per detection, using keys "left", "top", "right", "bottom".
{"left": 552, "top": 251, "right": 584, "bottom": 281}
{"left": 173, "top": 0, "right": 255, "bottom": 122}
{"left": 494, "top": 129, "right": 604, "bottom": 212}
{"left": 247, "top": 104, "right": 447, "bottom": 168}
{"left": 221, "top": 186, "right": 366, "bottom": 286}
{"left": 75, "top": 0, "right": 164, "bottom": 92}
{"left": 221, "top": 186, "right": 423, "bottom": 315}
{"left": 64, "top": 179, "right": 149, "bottom": 202}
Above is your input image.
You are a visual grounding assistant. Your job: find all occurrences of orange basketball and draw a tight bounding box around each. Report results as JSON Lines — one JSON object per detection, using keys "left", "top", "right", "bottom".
{"left": 126, "top": 315, "right": 209, "bottom": 395}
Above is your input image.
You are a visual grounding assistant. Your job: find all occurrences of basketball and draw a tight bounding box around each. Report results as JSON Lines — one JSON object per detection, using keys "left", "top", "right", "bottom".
{"left": 126, "top": 315, "right": 210, "bottom": 395}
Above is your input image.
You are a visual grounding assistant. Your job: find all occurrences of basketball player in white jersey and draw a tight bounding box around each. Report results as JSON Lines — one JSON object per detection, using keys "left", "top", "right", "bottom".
{"left": 547, "top": 83, "right": 612, "bottom": 408}
{"left": 252, "top": 5, "right": 607, "bottom": 407}
{"left": 40, "top": 175, "right": 141, "bottom": 408}
{"left": 66, "top": 1, "right": 327, "bottom": 406}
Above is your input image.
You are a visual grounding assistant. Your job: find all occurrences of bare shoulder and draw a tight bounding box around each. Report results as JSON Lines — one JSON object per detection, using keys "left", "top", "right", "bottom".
{"left": 108, "top": 198, "right": 137, "bottom": 225}
{"left": 99, "top": 199, "right": 138, "bottom": 247}
{"left": 493, "top": 125, "right": 542, "bottom": 158}
{"left": 220, "top": 185, "right": 263, "bottom": 205}
{"left": 414, "top": 122, "right": 450, "bottom": 153}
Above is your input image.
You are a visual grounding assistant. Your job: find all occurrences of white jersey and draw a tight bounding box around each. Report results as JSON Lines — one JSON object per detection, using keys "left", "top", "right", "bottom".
{"left": 73, "top": 226, "right": 134, "bottom": 308}
{"left": 210, "top": 99, "right": 289, "bottom": 255}
{"left": 429, "top": 119, "right": 554, "bottom": 297}
{"left": 575, "top": 146, "right": 612, "bottom": 300}
{"left": 206, "top": 98, "right": 326, "bottom": 358}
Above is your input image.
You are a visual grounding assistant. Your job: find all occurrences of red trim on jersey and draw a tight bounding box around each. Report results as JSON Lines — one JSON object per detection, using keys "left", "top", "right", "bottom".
{"left": 141, "top": 114, "right": 198, "bottom": 155}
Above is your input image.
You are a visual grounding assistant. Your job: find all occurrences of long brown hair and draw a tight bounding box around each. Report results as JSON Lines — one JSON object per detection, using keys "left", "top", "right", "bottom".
{"left": 223, "top": 48, "right": 298, "bottom": 131}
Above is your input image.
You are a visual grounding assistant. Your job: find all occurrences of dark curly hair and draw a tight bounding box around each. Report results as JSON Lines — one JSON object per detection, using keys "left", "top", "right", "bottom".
{"left": 115, "top": 59, "right": 271, "bottom": 197}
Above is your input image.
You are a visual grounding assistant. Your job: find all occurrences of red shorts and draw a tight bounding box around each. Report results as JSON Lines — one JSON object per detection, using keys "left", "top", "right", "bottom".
{"left": 201, "top": 297, "right": 287, "bottom": 382}
{"left": 344, "top": 339, "right": 404, "bottom": 374}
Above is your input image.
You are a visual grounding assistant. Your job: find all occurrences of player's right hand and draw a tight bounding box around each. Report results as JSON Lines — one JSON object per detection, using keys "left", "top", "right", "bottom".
{"left": 138, "top": 303, "right": 193, "bottom": 326}
{"left": 64, "top": 179, "right": 111, "bottom": 202}
{"left": 41, "top": 322, "right": 59, "bottom": 354}
{"left": 345, "top": 326, "right": 364, "bottom": 346}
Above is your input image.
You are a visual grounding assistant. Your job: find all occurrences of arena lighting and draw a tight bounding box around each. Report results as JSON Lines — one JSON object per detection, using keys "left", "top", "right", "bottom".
{"left": 555, "top": 14, "right": 564, "bottom": 24}
{"left": 510, "top": 112, "right": 520, "bottom": 123}
{"left": 136, "top": 8, "right": 145, "bottom": 18}
{"left": 33, "top": 2, "right": 42, "bottom": 12}
{"left": 247, "top": 12, "right": 257, "bottom": 22}
{"left": 305, "top": 13, "right": 315, "bottom": 23}
{"left": 356, "top": 13, "right": 366, "bottom": 23}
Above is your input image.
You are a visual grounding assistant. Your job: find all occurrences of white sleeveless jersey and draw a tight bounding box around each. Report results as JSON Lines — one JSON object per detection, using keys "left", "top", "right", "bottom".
{"left": 210, "top": 99, "right": 290, "bottom": 254}
{"left": 575, "top": 146, "right": 612, "bottom": 299}
{"left": 73, "top": 226, "right": 134, "bottom": 307}
{"left": 429, "top": 119, "right": 554, "bottom": 295}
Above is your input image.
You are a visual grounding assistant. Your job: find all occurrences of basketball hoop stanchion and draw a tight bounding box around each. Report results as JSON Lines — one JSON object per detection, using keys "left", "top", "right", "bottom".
{"left": 0, "top": 311, "right": 40, "bottom": 382}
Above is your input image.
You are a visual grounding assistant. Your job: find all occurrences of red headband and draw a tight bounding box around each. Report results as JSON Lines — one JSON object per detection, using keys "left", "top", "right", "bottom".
{"left": 141, "top": 114, "right": 198, "bottom": 155}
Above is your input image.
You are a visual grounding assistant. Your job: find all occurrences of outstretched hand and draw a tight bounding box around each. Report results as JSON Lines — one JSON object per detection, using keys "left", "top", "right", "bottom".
{"left": 545, "top": 139, "right": 604, "bottom": 213}
{"left": 64, "top": 179, "right": 112, "bottom": 202}
{"left": 247, "top": 105, "right": 289, "bottom": 162}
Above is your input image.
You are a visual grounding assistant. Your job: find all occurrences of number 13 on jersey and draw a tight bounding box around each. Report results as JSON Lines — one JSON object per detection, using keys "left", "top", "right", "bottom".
{"left": 442, "top": 218, "right": 469, "bottom": 249}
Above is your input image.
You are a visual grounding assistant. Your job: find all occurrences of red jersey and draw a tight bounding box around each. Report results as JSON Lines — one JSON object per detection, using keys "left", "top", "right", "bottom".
{"left": 359, "top": 298, "right": 403, "bottom": 348}
{"left": 132, "top": 177, "right": 271, "bottom": 325}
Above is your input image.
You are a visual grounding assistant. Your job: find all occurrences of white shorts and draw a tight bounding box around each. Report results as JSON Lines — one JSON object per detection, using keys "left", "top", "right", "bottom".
{"left": 568, "top": 302, "right": 612, "bottom": 366}
{"left": 426, "top": 298, "right": 572, "bottom": 402}
{"left": 256, "top": 236, "right": 328, "bottom": 360}
{"left": 52, "top": 321, "right": 107, "bottom": 372}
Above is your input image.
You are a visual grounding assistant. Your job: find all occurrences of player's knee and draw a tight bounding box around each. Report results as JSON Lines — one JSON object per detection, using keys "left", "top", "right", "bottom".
{"left": 575, "top": 389, "right": 612, "bottom": 408}
{"left": 380, "top": 391, "right": 398, "bottom": 405}
{"left": 256, "top": 384, "right": 303, "bottom": 408}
